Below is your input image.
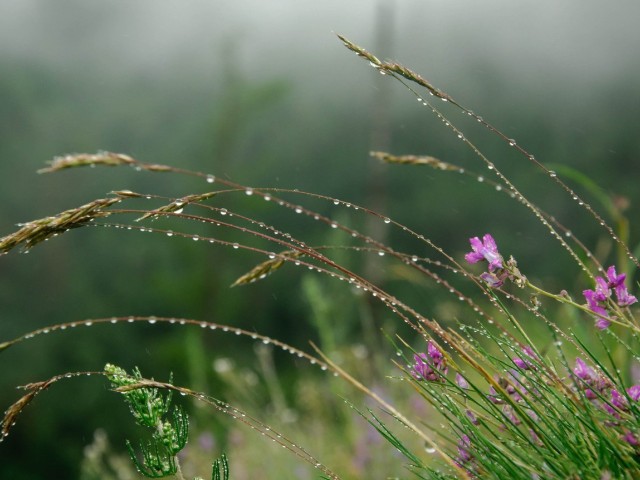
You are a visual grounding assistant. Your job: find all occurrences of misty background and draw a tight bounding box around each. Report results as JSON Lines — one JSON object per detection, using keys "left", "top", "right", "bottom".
{"left": 1, "top": 1, "right": 640, "bottom": 478}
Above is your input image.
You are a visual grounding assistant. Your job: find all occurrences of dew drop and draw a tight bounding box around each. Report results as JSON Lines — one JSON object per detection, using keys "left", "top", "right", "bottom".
{"left": 220, "top": 208, "right": 228, "bottom": 215}
{"left": 232, "top": 243, "right": 239, "bottom": 249}
{"left": 166, "top": 231, "right": 174, "bottom": 237}
{"left": 245, "top": 188, "right": 254, "bottom": 196}
{"left": 378, "top": 251, "right": 385, "bottom": 256}
{"left": 549, "top": 171, "right": 557, "bottom": 178}
{"left": 508, "top": 139, "right": 517, "bottom": 146}
{"left": 295, "top": 207, "right": 303, "bottom": 214}
{"left": 206, "top": 175, "right": 215, "bottom": 183}
{"left": 383, "top": 217, "right": 391, "bottom": 224}
{"left": 477, "top": 176, "right": 484, "bottom": 182}
{"left": 330, "top": 222, "right": 338, "bottom": 229}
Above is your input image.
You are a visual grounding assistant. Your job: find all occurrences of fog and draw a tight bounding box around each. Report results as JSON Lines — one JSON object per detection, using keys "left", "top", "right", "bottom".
{"left": 2, "top": 1, "right": 639, "bottom": 88}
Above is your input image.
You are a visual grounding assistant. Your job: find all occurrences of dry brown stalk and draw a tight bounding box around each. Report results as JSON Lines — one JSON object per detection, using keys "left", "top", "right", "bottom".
{"left": 0, "top": 197, "right": 121, "bottom": 254}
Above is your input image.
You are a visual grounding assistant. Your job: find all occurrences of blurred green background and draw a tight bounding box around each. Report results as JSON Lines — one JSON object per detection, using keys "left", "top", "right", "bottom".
{"left": 1, "top": 1, "right": 640, "bottom": 478}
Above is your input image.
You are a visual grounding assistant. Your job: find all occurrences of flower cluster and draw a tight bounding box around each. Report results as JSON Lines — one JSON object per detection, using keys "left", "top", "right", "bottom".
{"left": 464, "top": 234, "right": 526, "bottom": 288}
{"left": 512, "top": 345, "right": 538, "bottom": 371}
{"left": 411, "top": 341, "right": 448, "bottom": 382}
{"left": 573, "top": 358, "right": 612, "bottom": 401}
{"left": 464, "top": 234, "right": 506, "bottom": 287}
{"left": 455, "top": 434, "right": 476, "bottom": 472}
{"left": 583, "top": 266, "right": 637, "bottom": 329}
{"left": 574, "top": 358, "right": 640, "bottom": 446}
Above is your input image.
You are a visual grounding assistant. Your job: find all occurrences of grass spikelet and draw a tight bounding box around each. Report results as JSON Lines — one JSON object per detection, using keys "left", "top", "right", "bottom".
{"left": 1, "top": 372, "right": 99, "bottom": 442}
{"left": 37, "top": 151, "right": 136, "bottom": 173}
{"left": 136, "top": 193, "right": 218, "bottom": 221}
{"left": 231, "top": 250, "right": 304, "bottom": 287}
{"left": 371, "top": 150, "right": 459, "bottom": 171}
{"left": 337, "top": 34, "right": 456, "bottom": 104}
{"left": 0, "top": 197, "right": 120, "bottom": 254}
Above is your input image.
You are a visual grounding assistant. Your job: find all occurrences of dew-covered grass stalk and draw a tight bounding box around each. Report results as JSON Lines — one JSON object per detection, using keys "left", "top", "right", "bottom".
{"left": 1, "top": 35, "right": 640, "bottom": 479}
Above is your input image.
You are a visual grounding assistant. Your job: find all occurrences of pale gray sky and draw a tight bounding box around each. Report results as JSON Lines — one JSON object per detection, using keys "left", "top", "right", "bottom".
{"left": 1, "top": 0, "right": 638, "bottom": 90}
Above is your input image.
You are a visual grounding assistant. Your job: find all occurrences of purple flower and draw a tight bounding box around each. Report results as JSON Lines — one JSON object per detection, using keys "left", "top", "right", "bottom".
{"left": 465, "top": 409, "right": 479, "bottom": 425}
{"left": 412, "top": 342, "right": 448, "bottom": 382}
{"left": 615, "top": 284, "right": 637, "bottom": 307}
{"left": 604, "top": 266, "right": 638, "bottom": 307}
{"left": 513, "top": 357, "right": 531, "bottom": 370}
{"left": 606, "top": 266, "right": 626, "bottom": 288}
{"left": 427, "top": 340, "right": 444, "bottom": 363}
{"left": 595, "top": 277, "right": 611, "bottom": 302}
{"left": 583, "top": 288, "right": 611, "bottom": 329}
{"left": 530, "top": 429, "right": 543, "bottom": 446}
{"left": 583, "top": 289, "right": 608, "bottom": 316}
{"left": 574, "top": 358, "right": 596, "bottom": 381}
{"left": 411, "top": 353, "right": 435, "bottom": 381}
{"left": 622, "top": 430, "right": 639, "bottom": 446}
{"left": 603, "top": 389, "right": 625, "bottom": 417}
{"left": 480, "top": 271, "right": 507, "bottom": 288}
{"left": 628, "top": 385, "right": 640, "bottom": 401}
{"left": 502, "top": 405, "right": 521, "bottom": 426}
{"left": 583, "top": 266, "right": 637, "bottom": 329}
{"left": 611, "top": 389, "right": 628, "bottom": 409}
{"left": 456, "top": 373, "right": 470, "bottom": 389}
{"left": 573, "top": 358, "right": 612, "bottom": 400}
{"left": 411, "top": 340, "right": 449, "bottom": 382}
{"left": 594, "top": 317, "right": 612, "bottom": 330}
{"left": 465, "top": 234, "right": 503, "bottom": 271}
{"left": 513, "top": 346, "right": 538, "bottom": 370}
{"left": 487, "top": 385, "right": 503, "bottom": 404}
{"left": 456, "top": 435, "right": 474, "bottom": 464}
